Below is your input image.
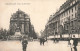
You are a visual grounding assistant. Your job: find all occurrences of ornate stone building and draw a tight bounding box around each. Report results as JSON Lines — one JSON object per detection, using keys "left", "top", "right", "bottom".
{"left": 44, "top": 0, "right": 80, "bottom": 38}
{"left": 10, "top": 9, "right": 30, "bottom": 36}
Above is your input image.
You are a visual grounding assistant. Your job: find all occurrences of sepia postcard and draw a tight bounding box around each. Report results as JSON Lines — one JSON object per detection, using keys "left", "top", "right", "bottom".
{"left": 0, "top": 0, "right": 80, "bottom": 51}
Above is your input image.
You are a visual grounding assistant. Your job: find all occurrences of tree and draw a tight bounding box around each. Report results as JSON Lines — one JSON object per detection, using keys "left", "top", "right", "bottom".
{"left": 0, "top": 28, "right": 3, "bottom": 39}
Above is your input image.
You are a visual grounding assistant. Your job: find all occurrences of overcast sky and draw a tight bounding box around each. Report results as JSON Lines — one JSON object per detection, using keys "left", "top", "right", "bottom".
{"left": 0, "top": 0, "right": 66, "bottom": 35}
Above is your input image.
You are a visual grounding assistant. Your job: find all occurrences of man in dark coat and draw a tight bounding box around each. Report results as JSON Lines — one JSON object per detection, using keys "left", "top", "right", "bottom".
{"left": 40, "top": 38, "right": 42, "bottom": 45}
{"left": 42, "top": 38, "right": 45, "bottom": 45}
{"left": 73, "top": 35, "right": 78, "bottom": 51}
{"left": 40, "top": 38, "right": 45, "bottom": 45}
{"left": 22, "top": 36, "right": 28, "bottom": 51}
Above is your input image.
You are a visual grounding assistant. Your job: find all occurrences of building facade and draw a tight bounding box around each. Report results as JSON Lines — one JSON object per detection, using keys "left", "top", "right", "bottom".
{"left": 44, "top": 0, "right": 80, "bottom": 38}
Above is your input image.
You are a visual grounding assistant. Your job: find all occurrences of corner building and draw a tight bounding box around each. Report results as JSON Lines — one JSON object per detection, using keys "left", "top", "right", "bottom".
{"left": 45, "top": 0, "right": 80, "bottom": 38}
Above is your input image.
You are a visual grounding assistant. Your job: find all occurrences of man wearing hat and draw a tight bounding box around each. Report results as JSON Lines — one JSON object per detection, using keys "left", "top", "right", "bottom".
{"left": 22, "top": 36, "right": 28, "bottom": 51}
{"left": 73, "top": 35, "right": 78, "bottom": 51}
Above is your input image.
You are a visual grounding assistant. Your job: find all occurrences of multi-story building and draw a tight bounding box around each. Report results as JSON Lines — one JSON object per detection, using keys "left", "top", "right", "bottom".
{"left": 44, "top": 0, "right": 80, "bottom": 38}
{"left": 44, "top": 14, "right": 60, "bottom": 38}
{"left": 59, "top": 0, "right": 80, "bottom": 38}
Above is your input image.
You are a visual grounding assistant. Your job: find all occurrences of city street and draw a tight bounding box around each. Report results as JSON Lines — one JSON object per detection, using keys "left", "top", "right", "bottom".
{"left": 0, "top": 40, "right": 80, "bottom": 51}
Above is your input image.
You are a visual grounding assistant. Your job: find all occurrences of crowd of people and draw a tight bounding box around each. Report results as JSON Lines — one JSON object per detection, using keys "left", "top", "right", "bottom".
{"left": 21, "top": 35, "right": 79, "bottom": 51}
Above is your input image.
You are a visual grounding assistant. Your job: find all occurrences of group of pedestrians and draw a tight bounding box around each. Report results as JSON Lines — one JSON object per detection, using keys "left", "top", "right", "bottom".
{"left": 53, "top": 38, "right": 59, "bottom": 43}
{"left": 21, "top": 36, "right": 46, "bottom": 51}
{"left": 21, "top": 35, "right": 78, "bottom": 51}
{"left": 40, "top": 38, "right": 46, "bottom": 45}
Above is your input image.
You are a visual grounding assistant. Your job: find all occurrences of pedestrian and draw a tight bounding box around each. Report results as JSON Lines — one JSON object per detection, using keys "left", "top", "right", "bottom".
{"left": 53, "top": 38, "right": 55, "bottom": 43}
{"left": 22, "top": 36, "right": 28, "bottom": 51}
{"left": 70, "top": 38, "right": 74, "bottom": 51}
{"left": 73, "top": 35, "right": 78, "bottom": 51}
{"left": 40, "top": 38, "right": 45, "bottom": 45}
{"left": 42, "top": 38, "right": 45, "bottom": 45}
{"left": 40, "top": 38, "right": 42, "bottom": 45}
{"left": 54, "top": 38, "right": 57, "bottom": 43}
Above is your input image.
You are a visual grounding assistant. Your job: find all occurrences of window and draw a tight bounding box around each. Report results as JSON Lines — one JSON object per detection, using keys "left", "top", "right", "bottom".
{"left": 62, "top": 14, "right": 63, "bottom": 18}
{"left": 68, "top": 16, "right": 70, "bottom": 20}
{"left": 61, "top": 20, "right": 62, "bottom": 23}
{"left": 64, "top": 18, "right": 66, "bottom": 22}
{"left": 76, "top": 0, "right": 77, "bottom": 2}
{"left": 73, "top": 1, "right": 75, "bottom": 4}
{"left": 70, "top": 2, "right": 73, "bottom": 6}
{"left": 75, "top": 6, "right": 76, "bottom": 11}
{"left": 72, "top": 8, "right": 73, "bottom": 13}
{"left": 64, "top": 12, "right": 65, "bottom": 17}
{"left": 63, "top": 13, "right": 64, "bottom": 17}
{"left": 69, "top": 10, "right": 70, "bottom": 14}
{"left": 72, "top": 14, "right": 73, "bottom": 19}
{"left": 75, "top": 13, "right": 77, "bottom": 17}
{"left": 16, "top": 16, "right": 17, "bottom": 18}
{"left": 67, "top": 11, "right": 68, "bottom": 15}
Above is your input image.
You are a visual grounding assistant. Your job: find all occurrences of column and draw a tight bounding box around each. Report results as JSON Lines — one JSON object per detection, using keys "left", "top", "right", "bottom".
{"left": 21, "top": 23, "right": 24, "bottom": 34}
